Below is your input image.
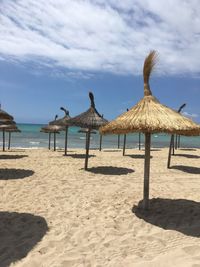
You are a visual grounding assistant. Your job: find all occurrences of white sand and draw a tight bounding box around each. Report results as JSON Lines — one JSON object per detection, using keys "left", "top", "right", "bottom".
{"left": 0, "top": 147, "right": 200, "bottom": 267}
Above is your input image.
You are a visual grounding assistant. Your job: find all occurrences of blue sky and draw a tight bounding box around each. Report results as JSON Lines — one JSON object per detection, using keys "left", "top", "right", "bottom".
{"left": 0, "top": 0, "right": 200, "bottom": 123}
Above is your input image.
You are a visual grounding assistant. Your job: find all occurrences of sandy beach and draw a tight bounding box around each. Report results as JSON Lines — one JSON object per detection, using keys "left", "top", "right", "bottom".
{"left": 1, "top": 147, "right": 200, "bottom": 267}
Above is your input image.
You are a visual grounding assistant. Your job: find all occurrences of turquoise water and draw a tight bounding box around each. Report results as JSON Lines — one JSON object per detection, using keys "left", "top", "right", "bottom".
{"left": 1, "top": 123, "right": 200, "bottom": 149}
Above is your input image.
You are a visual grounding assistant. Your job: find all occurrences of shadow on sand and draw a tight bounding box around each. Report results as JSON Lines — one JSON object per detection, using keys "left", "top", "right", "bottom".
{"left": 179, "top": 148, "right": 197, "bottom": 151}
{"left": 125, "top": 154, "right": 153, "bottom": 159}
{"left": 170, "top": 165, "right": 200, "bottom": 174}
{"left": 0, "top": 155, "right": 28, "bottom": 160}
{"left": 132, "top": 198, "right": 200, "bottom": 237}
{"left": 0, "top": 212, "right": 48, "bottom": 267}
{"left": 67, "top": 154, "right": 96, "bottom": 159}
{"left": 173, "top": 153, "right": 200, "bottom": 159}
{"left": 0, "top": 169, "right": 34, "bottom": 180}
{"left": 88, "top": 166, "right": 134, "bottom": 175}
{"left": 103, "top": 149, "right": 121, "bottom": 152}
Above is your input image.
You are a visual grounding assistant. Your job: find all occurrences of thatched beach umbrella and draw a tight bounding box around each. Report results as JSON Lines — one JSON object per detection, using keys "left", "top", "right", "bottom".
{"left": 68, "top": 92, "right": 108, "bottom": 170}
{"left": 50, "top": 107, "right": 71, "bottom": 155}
{"left": 100, "top": 51, "right": 200, "bottom": 210}
{"left": 41, "top": 115, "right": 64, "bottom": 151}
{"left": 0, "top": 120, "right": 16, "bottom": 151}
{"left": 40, "top": 128, "right": 60, "bottom": 150}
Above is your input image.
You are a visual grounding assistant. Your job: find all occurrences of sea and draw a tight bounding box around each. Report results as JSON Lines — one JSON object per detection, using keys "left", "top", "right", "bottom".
{"left": 1, "top": 123, "right": 200, "bottom": 150}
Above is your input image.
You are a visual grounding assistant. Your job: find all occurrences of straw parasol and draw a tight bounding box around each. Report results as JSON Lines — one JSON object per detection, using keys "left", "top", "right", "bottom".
{"left": 50, "top": 107, "right": 71, "bottom": 155}
{"left": 68, "top": 92, "right": 108, "bottom": 169}
{"left": 41, "top": 115, "right": 64, "bottom": 151}
{"left": 0, "top": 120, "right": 16, "bottom": 151}
{"left": 100, "top": 50, "right": 200, "bottom": 210}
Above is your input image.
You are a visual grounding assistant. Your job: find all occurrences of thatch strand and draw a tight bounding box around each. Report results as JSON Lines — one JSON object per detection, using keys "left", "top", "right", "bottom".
{"left": 143, "top": 50, "right": 157, "bottom": 96}
{"left": 89, "top": 92, "right": 95, "bottom": 108}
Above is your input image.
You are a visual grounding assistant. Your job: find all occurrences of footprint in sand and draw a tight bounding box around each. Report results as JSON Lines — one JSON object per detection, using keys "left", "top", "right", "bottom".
{"left": 182, "top": 245, "right": 200, "bottom": 256}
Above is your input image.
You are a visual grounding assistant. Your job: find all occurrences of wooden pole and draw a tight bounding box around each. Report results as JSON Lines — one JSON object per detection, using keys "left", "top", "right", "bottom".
{"left": 178, "top": 135, "right": 181, "bottom": 148}
{"left": 143, "top": 133, "right": 151, "bottom": 210}
{"left": 167, "top": 135, "right": 174, "bottom": 168}
{"left": 139, "top": 133, "right": 141, "bottom": 150}
{"left": 117, "top": 134, "right": 120, "bottom": 149}
{"left": 85, "top": 129, "right": 91, "bottom": 170}
{"left": 64, "top": 126, "right": 68, "bottom": 155}
{"left": 175, "top": 134, "right": 178, "bottom": 149}
{"left": 99, "top": 134, "right": 102, "bottom": 151}
{"left": 3, "top": 129, "right": 5, "bottom": 151}
{"left": 8, "top": 132, "right": 11, "bottom": 150}
{"left": 54, "top": 132, "right": 56, "bottom": 151}
{"left": 123, "top": 134, "right": 126, "bottom": 156}
{"left": 172, "top": 134, "right": 175, "bottom": 155}
{"left": 48, "top": 133, "right": 51, "bottom": 150}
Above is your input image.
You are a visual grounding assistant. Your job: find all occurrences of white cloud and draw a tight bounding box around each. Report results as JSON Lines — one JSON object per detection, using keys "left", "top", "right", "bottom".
{"left": 0, "top": 0, "right": 200, "bottom": 75}
{"left": 182, "top": 111, "right": 199, "bottom": 118}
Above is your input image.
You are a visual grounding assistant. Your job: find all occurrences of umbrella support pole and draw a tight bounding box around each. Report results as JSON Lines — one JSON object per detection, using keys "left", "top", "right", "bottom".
{"left": 123, "top": 134, "right": 126, "bottom": 156}
{"left": 178, "top": 135, "right": 181, "bottom": 148}
{"left": 99, "top": 134, "right": 102, "bottom": 151}
{"left": 139, "top": 133, "right": 141, "bottom": 150}
{"left": 143, "top": 133, "right": 151, "bottom": 210}
{"left": 54, "top": 132, "right": 56, "bottom": 151}
{"left": 117, "top": 134, "right": 120, "bottom": 149}
{"left": 48, "top": 133, "right": 51, "bottom": 150}
{"left": 64, "top": 127, "right": 68, "bottom": 155}
{"left": 172, "top": 134, "right": 175, "bottom": 155}
{"left": 3, "top": 129, "right": 5, "bottom": 151}
{"left": 167, "top": 135, "right": 174, "bottom": 168}
{"left": 175, "top": 134, "right": 178, "bottom": 150}
{"left": 8, "top": 132, "right": 11, "bottom": 150}
{"left": 85, "top": 130, "right": 91, "bottom": 170}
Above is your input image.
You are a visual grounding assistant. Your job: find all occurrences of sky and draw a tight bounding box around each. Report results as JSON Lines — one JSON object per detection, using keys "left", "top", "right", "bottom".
{"left": 0, "top": 0, "right": 200, "bottom": 124}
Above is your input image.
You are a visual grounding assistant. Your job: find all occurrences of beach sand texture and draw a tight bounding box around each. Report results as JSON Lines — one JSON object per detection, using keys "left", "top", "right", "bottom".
{"left": 0, "top": 148, "right": 200, "bottom": 267}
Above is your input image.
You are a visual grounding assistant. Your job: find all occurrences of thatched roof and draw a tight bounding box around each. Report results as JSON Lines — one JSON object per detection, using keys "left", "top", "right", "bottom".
{"left": 42, "top": 115, "right": 65, "bottom": 133}
{"left": 5, "top": 128, "right": 21, "bottom": 133}
{"left": 50, "top": 107, "right": 71, "bottom": 126}
{"left": 78, "top": 128, "right": 97, "bottom": 134}
{"left": 68, "top": 92, "right": 108, "bottom": 129}
{"left": 100, "top": 51, "right": 200, "bottom": 136}
{"left": 0, "top": 107, "right": 13, "bottom": 121}
{"left": 41, "top": 125, "right": 63, "bottom": 133}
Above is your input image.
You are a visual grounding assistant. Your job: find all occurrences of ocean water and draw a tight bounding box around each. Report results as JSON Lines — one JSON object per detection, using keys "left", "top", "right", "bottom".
{"left": 1, "top": 123, "right": 200, "bottom": 149}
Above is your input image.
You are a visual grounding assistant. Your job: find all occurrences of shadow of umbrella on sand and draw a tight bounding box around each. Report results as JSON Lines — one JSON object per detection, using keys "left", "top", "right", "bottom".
{"left": 68, "top": 92, "right": 108, "bottom": 170}
{"left": 100, "top": 50, "right": 200, "bottom": 210}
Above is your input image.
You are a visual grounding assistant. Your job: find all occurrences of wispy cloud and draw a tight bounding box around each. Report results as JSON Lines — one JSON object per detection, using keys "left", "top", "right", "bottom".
{"left": 0, "top": 0, "right": 200, "bottom": 75}
{"left": 182, "top": 111, "right": 199, "bottom": 118}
